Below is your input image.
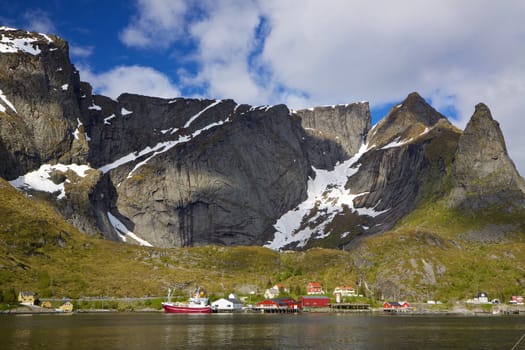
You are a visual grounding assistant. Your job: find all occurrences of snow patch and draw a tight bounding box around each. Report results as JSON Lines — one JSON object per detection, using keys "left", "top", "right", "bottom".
{"left": 107, "top": 212, "right": 153, "bottom": 247}
{"left": 99, "top": 108, "right": 231, "bottom": 176}
{"left": 121, "top": 107, "right": 132, "bottom": 116}
{"left": 73, "top": 118, "right": 90, "bottom": 141}
{"left": 88, "top": 103, "right": 102, "bottom": 111}
{"left": 40, "top": 33, "right": 53, "bottom": 43}
{"left": 9, "top": 163, "right": 92, "bottom": 200}
{"left": 0, "top": 89, "right": 17, "bottom": 113}
{"left": 265, "top": 143, "right": 389, "bottom": 250}
{"left": 104, "top": 114, "right": 116, "bottom": 125}
{"left": 381, "top": 127, "right": 430, "bottom": 150}
{"left": 0, "top": 33, "right": 41, "bottom": 55}
{"left": 381, "top": 137, "right": 408, "bottom": 149}
{"left": 184, "top": 100, "right": 222, "bottom": 128}
{"left": 61, "top": 84, "right": 68, "bottom": 91}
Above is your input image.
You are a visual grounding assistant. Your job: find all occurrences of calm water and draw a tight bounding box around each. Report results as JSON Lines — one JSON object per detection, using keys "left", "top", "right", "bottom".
{"left": 1, "top": 312, "right": 524, "bottom": 349}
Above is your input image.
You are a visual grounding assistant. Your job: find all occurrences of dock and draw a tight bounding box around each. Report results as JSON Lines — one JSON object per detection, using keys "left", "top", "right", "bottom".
{"left": 329, "top": 303, "right": 370, "bottom": 312}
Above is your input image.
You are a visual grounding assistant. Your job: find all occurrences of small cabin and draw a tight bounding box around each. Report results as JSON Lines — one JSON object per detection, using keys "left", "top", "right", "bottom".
{"left": 18, "top": 291, "right": 35, "bottom": 306}
{"left": 264, "top": 284, "right": 289, "bottom": 299}
{"left": 333, "top": 286, "right": 356, "bottom": 297}
{"left": 57, "top": 301, "right": 74, "bottom": 313}
{"left": 211, "top": 294, "right": 243, "bottom": 312}
{"left": 383, "top": 301, "right": 411, "bottom": 309}
{"left": 306, "top": 282, "right": 324, "bottom": 295}
{"left": 256, "top": 297, "right": 299, "bottom": 311}
{"left": 476, "top": 292, "right": 489, "bottom": 304}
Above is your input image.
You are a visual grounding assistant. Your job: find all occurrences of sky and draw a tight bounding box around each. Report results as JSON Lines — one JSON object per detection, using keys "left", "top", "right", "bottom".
{"left": 1, "top": 0, "right": 525, "bottom": 175}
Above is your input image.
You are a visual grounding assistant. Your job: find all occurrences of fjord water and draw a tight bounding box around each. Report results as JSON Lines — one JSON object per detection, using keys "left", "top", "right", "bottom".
{"left": 1, "top": 313, "right": 524, "bottom": 349}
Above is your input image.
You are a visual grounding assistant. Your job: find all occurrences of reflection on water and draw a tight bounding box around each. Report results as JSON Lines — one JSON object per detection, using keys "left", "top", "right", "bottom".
{"left": 0, "top": 313, "right": 524, "bottom": 350}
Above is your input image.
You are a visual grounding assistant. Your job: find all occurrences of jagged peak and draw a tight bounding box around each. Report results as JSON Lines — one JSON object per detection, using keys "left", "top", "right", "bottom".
{"left": 470, "top": 102, "right": 494, "bottom": 123}
{"left": 463, "top": 103, "right": 502, "bottom": 144}
{"left": 367, "top": 92, "right": 449, "bottom": 149}
{"left": 450, "top": 103, "right": 525, "bottom": 209}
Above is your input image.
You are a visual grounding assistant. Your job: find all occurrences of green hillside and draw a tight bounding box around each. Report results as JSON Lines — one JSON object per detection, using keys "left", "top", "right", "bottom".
{"left": 1, "top": 176, "right": 525, "bottom": 306}
{"left": 353, "top": 201, "right": 525, "bottom": 302}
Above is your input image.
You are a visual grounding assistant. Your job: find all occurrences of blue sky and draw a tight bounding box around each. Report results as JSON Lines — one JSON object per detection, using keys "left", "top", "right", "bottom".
{"left": 2, "top": 0, "right": 525, "bottom": 174}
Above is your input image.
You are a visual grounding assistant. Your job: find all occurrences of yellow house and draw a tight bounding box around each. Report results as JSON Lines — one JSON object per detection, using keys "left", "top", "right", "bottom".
{"left": 18, "top": 291, "right": 35, "bottom": 305}
{"left": 57, "top": 301, "right": 74, "bottom": 313}
{"left": 41, "top": 301, "right": 52, "bottom": 308}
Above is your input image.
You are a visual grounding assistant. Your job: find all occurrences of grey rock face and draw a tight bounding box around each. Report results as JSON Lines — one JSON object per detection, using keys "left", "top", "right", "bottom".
{"left": 109, "top": 105, "right": 312, "bottom": 247}
{"left": 367, "top": 92, "right": 446, "bottom": 148}
{"left": 0, "top": 28, "right": 87, "bottom": 179}
{"left": 346, "top": 96, "right": 460, "bottom": 238}
{"left": 296, "top": 103, "right": 370, "bottom": 169}
{"left": 449, "top": 103, "right": 525, "bottom": 210}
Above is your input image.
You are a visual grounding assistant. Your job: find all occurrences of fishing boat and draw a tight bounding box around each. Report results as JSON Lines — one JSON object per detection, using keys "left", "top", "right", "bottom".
{"left": 162, "top": 287, "right": 212, "bottom": 314}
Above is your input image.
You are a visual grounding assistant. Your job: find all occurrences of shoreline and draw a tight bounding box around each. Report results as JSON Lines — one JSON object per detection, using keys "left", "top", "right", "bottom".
{"left": 3, "top": 304, "right": 524, "bottom": 316}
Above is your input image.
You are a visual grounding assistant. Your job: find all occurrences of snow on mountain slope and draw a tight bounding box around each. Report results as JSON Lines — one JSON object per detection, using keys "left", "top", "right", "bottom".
{"left": 9, "top": 164, "right": 92, "bottom": 199}
{"left": 265, "top": 143, "right": 389, "bottom": 250}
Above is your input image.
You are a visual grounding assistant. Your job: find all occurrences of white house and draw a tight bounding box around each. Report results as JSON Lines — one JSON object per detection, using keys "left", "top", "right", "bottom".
{"left": 466, "top": 292, "right": 490, "bottom": 304}
{"left": 333, "top": 286, "right": 356, "bottom": 297}
{"left": 264, "top": 284, "right": 289, "bottom": 299}
{"left": 211, "top": 294, "right": 243, "bottom": 312}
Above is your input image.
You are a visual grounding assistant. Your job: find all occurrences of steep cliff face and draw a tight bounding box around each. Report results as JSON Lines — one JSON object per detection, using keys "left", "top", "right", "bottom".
{"left": 296, "top": 103, "right": 370, "bottom": 169}
{"left": 105, "top": 104, "right": 314, "bottom": 247}
{"left": 449, "top": 103, "right": 525, "bottom": 211}
{"left": 0, "top": 27, "right": 88, "bottom": 179}
{"left": 347, "top": 94, "right": 461, "bottom": 232}
{"left": 264, "top": 93, "right": 462, "bottom": 250}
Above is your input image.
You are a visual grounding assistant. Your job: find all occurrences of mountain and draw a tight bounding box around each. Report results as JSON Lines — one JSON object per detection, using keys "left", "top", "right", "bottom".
{"left": 1, "top": 27, "right": 525, "bottom": 253}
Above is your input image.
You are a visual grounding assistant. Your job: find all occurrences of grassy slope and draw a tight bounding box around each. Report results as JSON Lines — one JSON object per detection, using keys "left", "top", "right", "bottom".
{"left": 0, "top": 178, "right": 357, "bottom": 300}
{"left": 2, "top": 170, "right": 525, "bottom": 304}
{"left": 354, "top": 201, "right": 525, "bottom": 302}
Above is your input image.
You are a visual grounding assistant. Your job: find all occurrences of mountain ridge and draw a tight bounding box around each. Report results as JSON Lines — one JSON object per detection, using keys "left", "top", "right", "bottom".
{"left": 1, "top": 27, "right": 524, "bottom": 251}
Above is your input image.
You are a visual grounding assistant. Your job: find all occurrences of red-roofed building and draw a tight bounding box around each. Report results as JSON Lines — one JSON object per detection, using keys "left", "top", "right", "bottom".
{"left": 383, "top": 301, "right": 411, "bottom": 310}
{"left": 299, "top": 296, "right": 331, "bottom": 308}
{"left": 256, "top": 297, "right": 299, "bottom": 312}
{"left": 307, "top": 282, "right": 324, "bottom": 295}
{"left": 333, "top": 286, "right": 356, "bottom": 297}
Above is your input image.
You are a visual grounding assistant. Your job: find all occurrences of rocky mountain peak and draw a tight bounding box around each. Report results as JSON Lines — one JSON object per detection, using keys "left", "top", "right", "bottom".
{"left": 0, "top": 27, "right": 86, "bottom": 179}
{"left": 295, "top": 102, "right": 370, "bottom": 169}
{"left": 449, "top": 103, "right": 525, "bottom": 210}
{"left": 367, "top": 92, "right": 448, "bottom": 149}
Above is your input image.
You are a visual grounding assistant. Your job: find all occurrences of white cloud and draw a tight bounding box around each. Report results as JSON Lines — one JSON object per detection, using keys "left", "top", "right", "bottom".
{"left": 119, "top": 0, "right": 188, "bottom": 48}
{"left": 186, "top": 0, "right": 267, "bottom": 103}
{"left": 78, "top": 65, "right": 181, "bottom": 100}
{"left": 23, "top": 10, "right": 56, "bottom": 34}
{"left": 70, "top": 45, "right": 94, "bottom": 58}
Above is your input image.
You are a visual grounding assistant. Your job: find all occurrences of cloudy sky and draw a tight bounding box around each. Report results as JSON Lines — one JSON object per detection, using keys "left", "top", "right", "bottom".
{"left": 2, "top": 0, "right": 525, "bottom": 174}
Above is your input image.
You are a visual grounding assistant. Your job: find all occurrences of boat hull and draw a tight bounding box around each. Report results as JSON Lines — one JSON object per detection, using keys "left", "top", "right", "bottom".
{"left": 162, "top": 303, "right": 212, "bottom": 314}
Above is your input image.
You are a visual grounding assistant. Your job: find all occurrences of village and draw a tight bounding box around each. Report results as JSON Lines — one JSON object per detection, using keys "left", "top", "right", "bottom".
{"left": 7, "top": 282, "right": 525, "bottom": 316}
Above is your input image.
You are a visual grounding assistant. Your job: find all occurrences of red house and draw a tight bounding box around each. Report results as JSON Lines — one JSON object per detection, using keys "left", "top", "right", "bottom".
{"left": 299, "top": 296, "right": 331, "bottom": 308}
{"left": 306, "top": 282, "right": 324, "bottom": 295}
{"left": 383, "top": 301, "right": 411, "bottom": 310}
{"left": 256, "top": 297, "right": 299, "bottom": 311}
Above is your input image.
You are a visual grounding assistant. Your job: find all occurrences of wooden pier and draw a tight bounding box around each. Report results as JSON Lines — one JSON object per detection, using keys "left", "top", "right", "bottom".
{"left": 329, "top": 303, "right": 370, "bottom": 312}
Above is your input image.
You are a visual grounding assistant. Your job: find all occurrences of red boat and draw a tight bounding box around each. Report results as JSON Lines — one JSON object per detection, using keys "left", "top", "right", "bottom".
{"left": 162, "top": 287, "right": 212, "bottom": 314}
{"left": 162, "top": 302, "right": 212, "bottom": 313}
